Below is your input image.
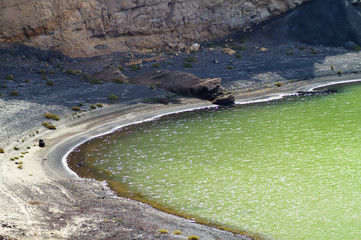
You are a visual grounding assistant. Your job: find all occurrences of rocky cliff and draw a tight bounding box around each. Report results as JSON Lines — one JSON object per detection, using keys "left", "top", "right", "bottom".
{"left": 0, "top": 0, "right": 306, "bottom": 57}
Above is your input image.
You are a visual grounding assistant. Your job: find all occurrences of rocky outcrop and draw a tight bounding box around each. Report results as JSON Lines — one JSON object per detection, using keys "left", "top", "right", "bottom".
{"left": 0, "top": 0, "right": 306, "bottom": 58}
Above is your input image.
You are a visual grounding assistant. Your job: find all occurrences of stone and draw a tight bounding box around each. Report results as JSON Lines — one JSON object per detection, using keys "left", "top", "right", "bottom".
{"left": 212, "top": 93, "right": 235, "bottom": 106}
{"left": 129, "top": 70, "right": 222, "bottom": 101}
{"left": 90, "top": 68, "right": 128, "bottom": 83}
{"left": 39, "top": 139, "right": 45, "bottom": 147}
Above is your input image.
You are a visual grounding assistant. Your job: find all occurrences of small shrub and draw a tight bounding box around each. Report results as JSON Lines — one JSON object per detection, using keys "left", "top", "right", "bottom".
{"left": 82, "top": 73, "right": 91, "bottom": 80}
{"left": 36, "top": 69, "right": 47, "bottom": 74}
{"left": 130, "top": 64, "right": 141, "bottom": 72}
{"left": 158, "top": 229, "right": 168, "bottom": 234}
{"left": 4, "top": 75, "right": 14, "bottom": 80}
{"left": 337, "top": 70, "right": 342, "bottom": 75}
{"left": 118, "top": 65, "right": 125, "bottom": 71}
{"left": 27, "top": 146, "right": 31, "bottom": 149}
{"left": 44, "top": 113, "right": 60, "bottom": 121}
{"left": 0, "top": 93, "right": 2, "bottom": 97}
{"left": 49, "top": 70, "right": 55, "bottom": 74}
{"left": 78, "top": 102, "right": 84, "bottom": 106}
{"left": 14, "top": 156, "right": 19, "bottom": 159}
{"left": 230, "top": 44, "right": 245, "bottom": 51}
{"left": 17, "top": 165, "right": 23, "bottom": 169}
{"left": 152, "top": 63, "right": 160, "bottom": 68}
{"left": 10, "top": 91, "right": 19, "bottom": 96}
{"left": 149, "top": 85, "right": 155, "bottom": 90}
{"left": 45, "top": 80, "right": 54, "bottom": 86}
{"left": 285, "top": 51, "right": 294, "bottom": 56}
{"left": 108, "top": 94, "right": 119, "bottom": 101}
{"left": 113, "top": 78, "right": 124, "bottom": 84}
{"left": 2, "top": 85, "right": 7, "bottom": 88}
{"left": 188, "top": 235, "right": 199, "bottom": 240}
{"left": 24, "top": 79, "right": 30, "bottom": 83}
{"left": 227, "top": 65, "right": 234, "bottom": 69}
{"left": 90, "top": 79, "right": 102, "bottom": 84}
{"left": 14, "top": 146, "right": 19, "bottom": 150}
{"left": 185, "top": 57, "right": 197, "bottom": 63}
{"left": 0, "top": 148, "right": 4, "bottom": 153}
{"left": 310, "top": 48, "right": 318, "bottom": 54}
{"left": 298, "top": 46, "right": 307, "bottom": 51}
{"left": 275, "top": 82, "right": 282, "bottom": 87}
{"left": 64, "top": 69, "right": 81, "bottom": 75}
{"left": 330, "top": 65, "right": 335, "bottom": 70}
{"left": 42, "top": 76, "right": 47, "bottom": 80}
{"left": 184, "top": 62, "right": 193, "bottom": 68}
{"left": 42, "top": 121, "right": 56, "bottom": 130}
{"left": 173, "top": 230, "right": 182, "bottom": 235}
{"left": 235, "top": 53, "right": 242, "bottom": 59}
{"left": 72, "top": 106, "right": 81, "bottom": 111}
{"left": 96, "top": 103, "right": 103, "bottom": 107}
{"left": 354, "top": 45, "right": 361, "bottom": 51}
{"left": 209, "top": 43, "right": 216, "bottom": 48}
{"left": 239, "top": 35, "right": 248, "bottom": 43}
{"left": 89, "top": 104, "right": 97, "bottom": 110}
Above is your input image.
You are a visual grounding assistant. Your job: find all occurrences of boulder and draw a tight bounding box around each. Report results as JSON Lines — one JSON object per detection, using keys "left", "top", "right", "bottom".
{"left": 129, "top": 70, "right": 233, "bottom": 103}
{"left": 212, "top": 93, "right": 235, "bottom": 106}
{"left": 91, "top": 68, "right": 129, "bottom": 83}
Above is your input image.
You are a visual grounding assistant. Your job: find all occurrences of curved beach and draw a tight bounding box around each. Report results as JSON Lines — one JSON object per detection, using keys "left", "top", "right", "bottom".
{"left": 1, "top": 67, "right": 361, "bottom": 240}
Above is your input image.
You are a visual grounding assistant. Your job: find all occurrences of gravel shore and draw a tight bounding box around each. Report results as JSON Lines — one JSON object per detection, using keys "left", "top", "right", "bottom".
{"left": 1, "top": 40, "right": 361, "bottom": 240}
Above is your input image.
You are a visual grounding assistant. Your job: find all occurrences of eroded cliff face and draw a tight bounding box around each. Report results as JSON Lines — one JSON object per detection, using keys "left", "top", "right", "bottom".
{"left": 0, "top": 0, "right": 307, "bottom": 57}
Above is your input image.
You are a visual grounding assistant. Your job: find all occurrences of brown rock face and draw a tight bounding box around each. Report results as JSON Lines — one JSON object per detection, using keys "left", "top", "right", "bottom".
{"left": 0, "top": 0, "right": 307, "bottom": 57}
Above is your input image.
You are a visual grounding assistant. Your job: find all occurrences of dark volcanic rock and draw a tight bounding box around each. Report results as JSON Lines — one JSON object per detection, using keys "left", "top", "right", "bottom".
{"left": 212, "top": 93, "right": 235, "bottom": 106}
{"left": 129, "top": 70, "right": 228, "bottom": 102}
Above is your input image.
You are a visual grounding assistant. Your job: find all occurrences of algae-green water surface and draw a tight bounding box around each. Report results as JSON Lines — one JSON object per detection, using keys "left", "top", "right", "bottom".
{"left": 68, "top": 83, "right": 361, "bottom": 239}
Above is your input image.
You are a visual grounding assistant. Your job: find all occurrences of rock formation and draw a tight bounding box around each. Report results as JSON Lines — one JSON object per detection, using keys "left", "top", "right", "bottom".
{"left": 0, "top": 0, "right": 306, "bottom": 57}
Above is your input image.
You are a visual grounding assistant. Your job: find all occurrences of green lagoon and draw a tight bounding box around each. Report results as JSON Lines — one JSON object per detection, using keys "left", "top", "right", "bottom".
{"left": 68, "top": 82, "right": 361, "bottom": 239}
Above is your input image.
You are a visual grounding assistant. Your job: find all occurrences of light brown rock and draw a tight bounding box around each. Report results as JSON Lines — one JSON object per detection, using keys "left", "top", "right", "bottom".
{"left": 0, "top": 0, "right": 308, "bottom": 57}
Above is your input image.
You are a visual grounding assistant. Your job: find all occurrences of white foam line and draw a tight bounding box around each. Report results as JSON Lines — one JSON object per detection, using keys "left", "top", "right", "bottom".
{"left": 62, "top": 78, "right": 361, "bottom": 177}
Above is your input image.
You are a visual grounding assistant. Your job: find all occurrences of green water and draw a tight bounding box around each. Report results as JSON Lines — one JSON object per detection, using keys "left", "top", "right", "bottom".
{"left": 68, "top": 83, "right": 361, "bottom": 240}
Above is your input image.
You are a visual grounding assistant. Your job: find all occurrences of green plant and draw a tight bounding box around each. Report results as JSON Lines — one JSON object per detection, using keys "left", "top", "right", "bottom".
{"left": 27, "top": 146, "right": 31, "bottom": 149}
{"left": 96, "top": 103, "right": 103, "bottom": 107}
{"left": 14, "top": 146, "right": 19, "bottom": 150}
{"left": 90, "top": 79, "right": 102, "bottom": 84}
{"left": 89, "top": 104, "right": 97, "bottom": 110}
{"left": 45, "top": 80, "right": 54, "bottom": 86}
{"left": 152, "top": 62, "right": 160, "bottom": 68}
{"left": 42, "top": 76, "right": 47, "bottom": 80}
{"left": 44, "top": 113, "right": 60, "bottom": 121}
{"left": 209, "top": 43, "right": 216, "bottom": 48}
{"left": 188, "top": 235, "right": 199, "bottom": 240}
{"left": 330, "top": 65, "right": 335, "bottom": 70}
{"left": 230, "top": 44, "right": 245, "bottom": 51}
{"left": 337, "top": 70, "right": 342, "bottom": 75}
{"left": 78, "top": 102, "right": 84, "bottom": 106}
{"left": 185, "top": 57, "right": 197, "bottom": 63}
{"left": 42, "top": 121, "right": 56, "bottom": 130}
{"left": 24, "top": 79, "right": 30, "bottom": 83}
{"left": 227, "top": 65, "right": 234, "bottom": 69}
{"left": 4, "top": 75, "right": 14, "bottom": 80}
{"left": 298, "top": 46, "right": 307, "bottom": 51}
{"left": 108, "top": 94, "right": 119, "bottom": 101}
{"left": 184, "top": 62, "right": 193, "bottom": 68}
{"left": 173, "top": 230, "right": 182, "bottom": 235}
{"left": 72, "top": 106, "right": 81, "bottom": 111}
{"left": 2, "top": 85, "right": 7, "bottom": 88}
{"left": 64, "top": 69, "right": 81, "bottom": 75}
{"left": 275, "top": 82, "right": 282, "bottom": 87}
{"left": 354, "top": 45, "right": 361, "bottom": 51}
{"left": 10, "top": 91, "right": 19, "bottom": 96}
{"left": 235, "top": 53, "right": 242, "bottom": 59}
{"left": 36, "top": 69, "right": 47, "bottom": 74}
{"left": 158, "top": 229, "right": 168, "bottom": 234}
{"left": 310, "top": 48, "right": 318, "bottom": 54}
{"left": 17, "top": 165, "right": 23, "bottom": 169}
{"left": 49, "top": 70, "right": 55, "bottom": 74}
{"left": 0, "top": 93, "right": 2, "bottom": 97}
{"left": 113, "top": 78, "right": 124, "bottom": 84}
{"left": 285, "top": 50, "right": 294, "bottom": 56}
{"left": 118, "top": 65, "right": 125, "bottom": 71}
{"left": 239, "top": 35, "right": 248, "bottom": 43}
{"left": 82, "top": 73, "right": 91, "bottom": 80}
{"left": 130, "top": 64, "right": 141, "bottom": 72}
{"left": 149, "top": 85, "right": 155, "bottom": 90}
{"left": 0, "top": 148, "right": 4, "bottom": 153}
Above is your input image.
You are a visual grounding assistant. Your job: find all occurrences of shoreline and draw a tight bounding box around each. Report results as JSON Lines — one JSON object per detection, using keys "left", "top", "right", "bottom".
{"left": 0, "top": 74, "right": 359, "bottom": 239}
